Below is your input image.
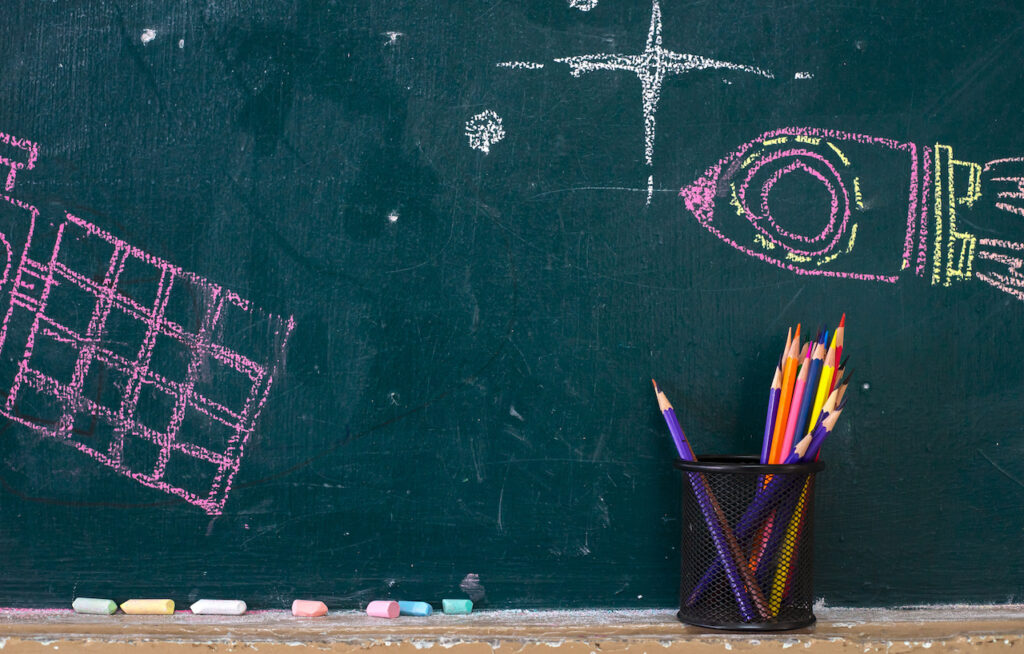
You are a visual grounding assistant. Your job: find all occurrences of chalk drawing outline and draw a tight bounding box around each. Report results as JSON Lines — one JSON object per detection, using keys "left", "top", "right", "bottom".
{"left": 488, "top": 0, "right": 780, "bottom": 204}
{"left": 552, "top": 0, "right": 773, "bottom": 201}
{"left": 0, "top": 130, "right": 294, "bottom": 515}
{"left": 680, "top": 126, "right": 1024, "bottom": 303}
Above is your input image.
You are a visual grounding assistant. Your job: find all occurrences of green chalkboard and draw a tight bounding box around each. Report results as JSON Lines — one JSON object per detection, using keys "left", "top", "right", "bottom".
{"left": 0, "top": 0, "right": 1022, "bottom": 609}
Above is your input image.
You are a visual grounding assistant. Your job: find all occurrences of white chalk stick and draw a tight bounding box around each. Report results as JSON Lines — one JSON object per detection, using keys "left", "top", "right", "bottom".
{"left": 190, "top": 599, "right": 247, "bottom": 615}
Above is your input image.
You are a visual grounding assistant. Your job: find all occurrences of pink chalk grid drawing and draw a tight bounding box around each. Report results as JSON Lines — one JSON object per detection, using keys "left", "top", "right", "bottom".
{"left": 680, "top": 126, "right": 1024, "bottom": 300}
{"left": 0, "top": 130, "right": 294, "bottom": 515}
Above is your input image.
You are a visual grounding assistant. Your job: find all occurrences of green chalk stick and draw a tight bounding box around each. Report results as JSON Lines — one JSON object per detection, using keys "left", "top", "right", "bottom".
{"left": 72, "top": 597, "right": 118, "bottom": 615}
{"left": 441, "top": 599, "right": 473, "bottom": 614}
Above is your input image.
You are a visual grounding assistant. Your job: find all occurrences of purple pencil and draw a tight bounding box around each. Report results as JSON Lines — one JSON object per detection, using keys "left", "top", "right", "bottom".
{"left": 653, "top": 380, "right": 694, "bottom": 461}
{"left": 653, "top": 381, "right": 769, "bottom": 621}
{"left": 761, "top": 363, "right": 783, "bottom": 464}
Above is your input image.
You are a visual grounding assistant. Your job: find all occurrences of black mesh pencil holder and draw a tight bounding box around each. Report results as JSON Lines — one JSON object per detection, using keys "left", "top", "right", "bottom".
{"left": 674, "top": 456, "right": 824, "bottom": 631}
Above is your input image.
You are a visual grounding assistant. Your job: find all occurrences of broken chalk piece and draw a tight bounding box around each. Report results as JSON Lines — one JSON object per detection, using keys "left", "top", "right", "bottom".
{"left": 398, "top": 601, "right": 432, "bottom": 616}
{"left": 190, "top": 599, "right": 247, "bottom": 615}
{"left": 72, "top": 598, "right": 117, "bottom": 615}
{"left": 120, "top": 599, "right": 175, "bottom": 615}
{"left": 366, "top": 600, "right": 400, "bottom": 618}
{"left": 292, "top": 599, "right": 328, "bottom": 617}
{"left": 442, "top": 599, "right": 473, "bottom": 614}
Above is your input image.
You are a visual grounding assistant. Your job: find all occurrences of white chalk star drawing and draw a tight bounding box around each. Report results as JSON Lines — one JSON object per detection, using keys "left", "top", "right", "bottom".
{"left": 465, "top": 110, "right": 506, "bottom": 154}
{"left": 496, "top": 0, "right": 774, "bottom": 203}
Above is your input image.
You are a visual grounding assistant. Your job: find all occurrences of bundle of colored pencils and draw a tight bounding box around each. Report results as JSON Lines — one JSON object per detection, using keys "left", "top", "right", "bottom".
{"left": 762, "top": 314, "right": 849, "bottom": 466}
{"left": 653, "top": 315, "right": 849, "bottom": 622}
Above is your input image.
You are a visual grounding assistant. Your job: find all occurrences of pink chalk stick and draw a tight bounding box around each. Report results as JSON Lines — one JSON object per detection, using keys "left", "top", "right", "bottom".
{"left": 291, "top": 600, "right": 328, "bottom": 617}
{"left": 366, "top": 600, "right": 400, "bottom": 618}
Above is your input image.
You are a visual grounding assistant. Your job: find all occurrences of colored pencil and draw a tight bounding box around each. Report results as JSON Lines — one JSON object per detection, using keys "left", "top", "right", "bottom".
{"left": 832, "top": 314, "right": 845, "bottom": 390}
{"left": 652, "top": 380, "right": 694, "bottom": 461}
{"left": 681, "top": 316, "right": 850, "bottom": 616}
{"left": 807, "top": 342, "right": 835, "bottom": 436}
{"left": 805, "top": 394, "right": 842, "bottom": 461}
{"left": 653, "top": 382, "right": 768, "bottom": 620}
{"left": 779, "top": 346, "right": 811, "bottom": 461}
{"left": 769, "top": 328, "right": 801, "bottom": 463}
{"left": 768, "top": 410, "right": 842, "bottom": 615}
{"left": 690, "top": 406, "right": 839, "bottom": 607}
{"left": 790, "top": 390, "right": 838, "bottom": 462}
{"left": 791, "top": 341, "right": 824, "bottom": 448}
{"left": 760, "top": 363, "right": 782, "bottom": 464}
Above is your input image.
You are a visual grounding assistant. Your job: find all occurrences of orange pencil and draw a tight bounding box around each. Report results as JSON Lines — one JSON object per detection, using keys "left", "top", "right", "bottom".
{"left": 769, "top": 326, "right": 800, "bottom": 464}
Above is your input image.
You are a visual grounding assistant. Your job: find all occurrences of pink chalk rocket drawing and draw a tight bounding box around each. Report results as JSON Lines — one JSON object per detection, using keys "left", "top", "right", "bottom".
{"left": 0, "top": 130, "right": 294, "bottom": 515}
{"left": 680, "top": 126, "right": 1024, "bottom": 300}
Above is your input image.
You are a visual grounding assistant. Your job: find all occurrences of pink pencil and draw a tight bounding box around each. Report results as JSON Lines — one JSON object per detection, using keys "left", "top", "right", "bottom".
{"left": 779, "top": 347, "right": 810, "bottom": 461}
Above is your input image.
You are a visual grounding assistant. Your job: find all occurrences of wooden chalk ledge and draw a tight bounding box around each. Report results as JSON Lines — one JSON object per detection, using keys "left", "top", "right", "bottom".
{"left": 0, "top": 607, "right": 1021, "bottom": 653}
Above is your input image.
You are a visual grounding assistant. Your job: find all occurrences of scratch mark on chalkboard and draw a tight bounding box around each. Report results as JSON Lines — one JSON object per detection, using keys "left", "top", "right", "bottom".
{"left": 496, "top": 465, "right": 509, "bottom": 531}
{"left": 470, "top": 437, "right": 485, "bottom": 483}
{"left": 761, "top": 287, "right": 805, "bottom": 336}
{"left": 553, "top": 0, "right": 772, "bottom": 176}
{"left": 0, "top": 130, "right": 295, "bottom": 515}
{"left": 977, "top": 449, "right": 1024, "bottom": 489}
{"left": 509, "top": 405, "right": 525, "bottom": 421}
{"left": 590, "top": 429, "right": 610, "bottom": 462}
{"left": 527, "top": 186, "right": 677, "bottom": 200}
{"left": 508, "top": 337, "right": 534, "bottom": 376}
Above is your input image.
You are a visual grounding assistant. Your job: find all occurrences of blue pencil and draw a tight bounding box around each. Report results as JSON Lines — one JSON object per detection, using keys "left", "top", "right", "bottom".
{"left": 791, "top": 341, "right": 824, "bottom": 446}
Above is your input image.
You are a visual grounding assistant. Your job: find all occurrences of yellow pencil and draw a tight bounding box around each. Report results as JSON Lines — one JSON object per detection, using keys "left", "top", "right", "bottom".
{"left": 806, "top": 342, "right": 835, "bottom": 436}
{"left": 768, "top": 410, "right": 841, "bottom": 616}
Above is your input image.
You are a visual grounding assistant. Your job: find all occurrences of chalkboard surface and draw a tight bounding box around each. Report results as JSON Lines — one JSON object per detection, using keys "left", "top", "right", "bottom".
{"left": 1, "top": 0, "right": 1022, "bottom": 608}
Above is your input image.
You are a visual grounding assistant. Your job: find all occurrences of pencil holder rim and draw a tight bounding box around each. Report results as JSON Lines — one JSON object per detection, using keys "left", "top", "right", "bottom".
{"left": 673, "top": 455, "right": 824, "bottom": 474}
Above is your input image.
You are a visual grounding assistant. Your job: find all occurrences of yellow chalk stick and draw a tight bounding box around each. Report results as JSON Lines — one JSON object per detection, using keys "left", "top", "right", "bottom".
{"left": 120, "top": 599, "right": 175, "bottom": 615}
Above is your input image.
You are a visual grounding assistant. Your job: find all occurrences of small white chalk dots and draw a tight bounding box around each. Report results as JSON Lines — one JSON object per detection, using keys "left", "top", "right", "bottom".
{"left": 465, "top": 110, "right": 505, "bottom": 154}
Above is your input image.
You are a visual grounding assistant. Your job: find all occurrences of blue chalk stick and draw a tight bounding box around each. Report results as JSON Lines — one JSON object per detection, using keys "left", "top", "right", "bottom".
{"left": 398, "top": 601, "right": 432, "bottom": 616}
